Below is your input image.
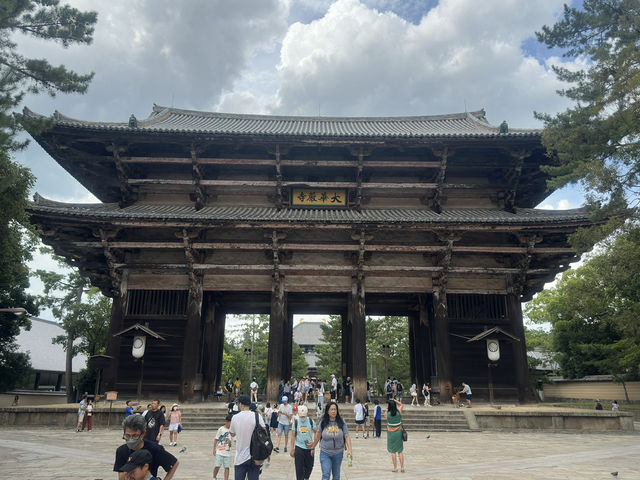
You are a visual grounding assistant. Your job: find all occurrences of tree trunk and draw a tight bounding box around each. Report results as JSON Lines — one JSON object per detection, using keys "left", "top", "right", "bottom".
{"left": 66, "top": 285, "right": 84, "bottom": 403}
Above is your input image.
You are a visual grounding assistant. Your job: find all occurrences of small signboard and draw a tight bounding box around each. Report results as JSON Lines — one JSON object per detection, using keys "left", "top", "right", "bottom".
{"left": 106, "top": 391, "right": 118, "bottom": 401}
{"left": 291, "top": 188, "right": 347, "bottom": 207}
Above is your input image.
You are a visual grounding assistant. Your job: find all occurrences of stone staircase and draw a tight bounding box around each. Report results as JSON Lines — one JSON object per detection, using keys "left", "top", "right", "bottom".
{"left": 181, "top": 405, "right": 472, "bottom": 432}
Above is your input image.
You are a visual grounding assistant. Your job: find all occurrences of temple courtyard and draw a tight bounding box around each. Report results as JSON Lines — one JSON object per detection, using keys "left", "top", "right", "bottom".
{"left": 3, "top": 424, "right": 638, "bottom": 479}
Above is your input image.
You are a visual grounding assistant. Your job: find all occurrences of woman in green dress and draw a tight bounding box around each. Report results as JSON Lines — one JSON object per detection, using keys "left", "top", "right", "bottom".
{"left": 386, "top": 398, "right": 405, "bottom": 472}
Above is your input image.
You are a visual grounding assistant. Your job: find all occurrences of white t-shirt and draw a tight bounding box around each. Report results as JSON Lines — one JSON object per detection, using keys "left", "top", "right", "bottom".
{"left": 278, "top": 403, "right": 293, "bottom": 425}
{"left": 215, "top": 426, "right": 232, "bottom": 457}
{"left": 331, "top": 377, "right": 337, "bottom": 391}
{"left": 250, "top": 381, "right": 258, "bottom": 391}
{"left": 229, "top": 410, "right": 265, "bottom": 465}
{"left": 354, "top": 403, "right": 364, "bottom": 421}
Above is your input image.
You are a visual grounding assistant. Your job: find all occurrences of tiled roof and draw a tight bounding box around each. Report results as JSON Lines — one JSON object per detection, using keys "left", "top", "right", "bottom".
{"left": 22, "top": 105, "right": 540, "bottom": 139}
{"left": 30, "top": 194, "right": 589, "bottom": 225}
{"left": 293, "top": 322, "right": 326, "bottom": 346}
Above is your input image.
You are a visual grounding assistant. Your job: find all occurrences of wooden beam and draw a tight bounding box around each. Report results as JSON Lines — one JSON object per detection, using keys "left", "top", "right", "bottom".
{"left": 275, "top": 144, "right": 283, "bottom": 210}
{"left": 70, "top": 240, "right": 576, "bottom": 256}
{"left": 431, "top": 147, "right": 448, "bottom": 213}
{"left": 108, "top": 144, "right": 135, "bottom": 206}
{"left": 121, "top": 155, "right": 442, "bottom": 169}
{"left": 191, "top": 145, "right": 206, "bottom": 210}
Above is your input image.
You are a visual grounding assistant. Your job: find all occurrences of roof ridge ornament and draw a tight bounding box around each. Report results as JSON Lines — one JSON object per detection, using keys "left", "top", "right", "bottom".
{"left": 499, "top": 120, "right": 509, "bottom": 134}
{"left": 128, "top": 114, "right": 138, "bottom": 128}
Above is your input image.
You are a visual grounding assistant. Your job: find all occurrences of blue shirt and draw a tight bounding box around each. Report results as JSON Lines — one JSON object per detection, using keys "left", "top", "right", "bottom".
{"left": 294, "top": 417, "right": 315, "bottom": 449}
{"left": 375, "top": 405, "right": 382, "bottom": 420}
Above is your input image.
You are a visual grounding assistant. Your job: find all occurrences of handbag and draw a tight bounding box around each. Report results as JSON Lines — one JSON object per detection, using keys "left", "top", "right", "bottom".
{"left": 401, "top": 426, "right": 407, "bottom": 442}
{"left": 177, "top": 423, "right": 183, "bottom": 433}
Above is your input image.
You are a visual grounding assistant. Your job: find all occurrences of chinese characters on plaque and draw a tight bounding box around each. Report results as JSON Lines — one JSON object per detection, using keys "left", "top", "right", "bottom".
{"left": 291, "top": 188, "right": 347, "bottom": 207}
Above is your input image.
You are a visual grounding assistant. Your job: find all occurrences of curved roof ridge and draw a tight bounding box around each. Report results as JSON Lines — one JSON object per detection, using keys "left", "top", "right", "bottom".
{"left": 23, "top": 105, "right": 542, "bottom": 138}
{"left": 147, "top": 105, "right": 489, "bottom": 123}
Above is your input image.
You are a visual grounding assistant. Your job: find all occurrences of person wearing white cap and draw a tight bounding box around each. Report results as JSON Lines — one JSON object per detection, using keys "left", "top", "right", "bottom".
{"left": 167, "top": 403, "right": 182, "bottom": 446}
{"left": 273, "top": 396, "right": 293, "bottom": 453}
{"left": 290, "top": 405, "right": 316, "bottom": 480}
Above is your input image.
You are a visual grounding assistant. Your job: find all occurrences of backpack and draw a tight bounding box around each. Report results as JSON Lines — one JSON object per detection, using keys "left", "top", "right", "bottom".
{"left": 250, "top": 412, "right": 273, "bottom": 464}
{"left": 386, "top": 383, "right": 392, "bottom": 393}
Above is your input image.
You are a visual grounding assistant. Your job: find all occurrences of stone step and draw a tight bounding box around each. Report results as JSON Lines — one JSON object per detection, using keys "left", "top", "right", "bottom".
{"left": 181, "top": 408, "right": 471, "bottom": 432}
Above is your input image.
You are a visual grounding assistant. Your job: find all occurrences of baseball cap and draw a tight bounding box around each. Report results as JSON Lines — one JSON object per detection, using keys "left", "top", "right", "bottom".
{"left": 282, "top": 396, "right": 288, "bottom": 402}
{"left": 235, "top": 394, "right": 251, "bottom": 406}
{"left": 119, "top": 449, "right": 152, "bottom": 472}
{"left": 298, "top": 405, "right": 308, "bottom": 417}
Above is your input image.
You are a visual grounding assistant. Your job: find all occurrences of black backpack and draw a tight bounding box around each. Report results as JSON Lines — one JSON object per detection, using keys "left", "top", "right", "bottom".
{"left": 250, "top": 412, "right": 273, "bottom": 464}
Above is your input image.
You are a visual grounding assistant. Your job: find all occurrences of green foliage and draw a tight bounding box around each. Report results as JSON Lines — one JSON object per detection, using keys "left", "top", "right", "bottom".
{"left": 315, "top": 315, "right": 411, "bottom": 393}
{"left": 525, "top": 223, "right": 640, "bottom": 379}
{"left": 0, "top": 1, "right": 96, "bottom": 392}
{"left": 222, "top": 314, "right": 308, "bottom": 392}
{"left": 0, "top": 311, "right": 32, "bottom": 392}
{"left": 535, "top": 0, "right": 640, "bottom": 217}
{"left": 314, "top": 316, "right": 343, "bottom": 382}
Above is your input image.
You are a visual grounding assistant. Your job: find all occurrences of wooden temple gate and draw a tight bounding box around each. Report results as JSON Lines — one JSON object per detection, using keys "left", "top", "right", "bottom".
{"left": 23, "top": 106, "right": 592, "bottom": 403}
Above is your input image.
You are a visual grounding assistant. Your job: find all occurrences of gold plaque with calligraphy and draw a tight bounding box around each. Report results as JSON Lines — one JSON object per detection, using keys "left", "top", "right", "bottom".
{"left": 291, "top": 189, "right": 347, "bottom": 207}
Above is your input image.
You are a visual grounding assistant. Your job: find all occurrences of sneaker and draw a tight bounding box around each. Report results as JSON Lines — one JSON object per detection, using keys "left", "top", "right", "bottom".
{"left": 284, "top": 447, "right": 288, "bottom": 453}
{"left": 273, "top": 447, "right": 280, "bottom": 453}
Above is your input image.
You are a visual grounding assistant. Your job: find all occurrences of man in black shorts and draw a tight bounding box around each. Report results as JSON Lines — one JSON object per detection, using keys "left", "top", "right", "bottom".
{"left": 114, "top": 414, "right": 179, "bottom": 480}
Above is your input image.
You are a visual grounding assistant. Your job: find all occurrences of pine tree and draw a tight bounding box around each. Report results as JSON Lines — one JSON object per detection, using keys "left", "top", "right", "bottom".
{"left": 535, "top": 0, "right": 640, "bottom": 224}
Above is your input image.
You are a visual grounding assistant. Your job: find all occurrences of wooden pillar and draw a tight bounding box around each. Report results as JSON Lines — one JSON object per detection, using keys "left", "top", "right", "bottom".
{"left": 350, "top": 278, "right": 367, "bottom": 403}
{"left": 180, "top": 277, "right": 204, "bottom": 402}
{"left": 408, "top": 314, "right": 418, "bottom": 386}
{"left": 266, "top": 275, "right": 287, "bottom": 401}
{"left": 104, "top": 293, "right": 126, "bottom": 390}
{"left": 433, "top": 285, "right": 453, "bottom": 402}
{"left": 214, "top": 308, "right": 226, "bottom": 396}
{"left": 507, "top": 292, "right": 531, "bottom": 403}
{"left": 418, "top": 295, "right": 433, "bottom": 387}
{"left": 282, "top": 311, "right": 293, "bottom": 381}
{"left": 202, "top": 295, "right": 224, "bottom": 400}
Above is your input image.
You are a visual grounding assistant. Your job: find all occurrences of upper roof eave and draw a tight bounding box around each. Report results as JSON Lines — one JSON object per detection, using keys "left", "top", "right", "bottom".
{"left": 20, "top": 106, "right": 542, "bottom": 140}
{"left": 28, "top": 194, "right": 590, "bottom": 226}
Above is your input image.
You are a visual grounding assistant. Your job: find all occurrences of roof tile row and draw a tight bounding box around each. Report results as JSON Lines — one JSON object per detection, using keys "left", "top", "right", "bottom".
{"left": 22, "top": 106, "right": 540, "bottom": 139}
{"left": 31, "top": 195, "right": 588, "bottom": 225}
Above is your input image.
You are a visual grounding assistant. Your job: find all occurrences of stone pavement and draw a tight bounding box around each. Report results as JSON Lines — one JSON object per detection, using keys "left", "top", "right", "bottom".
{"left": 2, "top": 426, "right": 638, "bottom": 480}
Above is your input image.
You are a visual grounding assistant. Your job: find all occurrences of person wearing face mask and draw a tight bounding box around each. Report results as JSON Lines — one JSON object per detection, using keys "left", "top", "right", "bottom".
{"left": 114, "top": 414, "right": 179, "bottom": 480}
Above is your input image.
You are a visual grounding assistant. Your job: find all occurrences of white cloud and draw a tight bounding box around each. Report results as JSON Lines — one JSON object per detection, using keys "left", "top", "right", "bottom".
{"left": 272, "top": 0, "right": 576, "bottom": 126}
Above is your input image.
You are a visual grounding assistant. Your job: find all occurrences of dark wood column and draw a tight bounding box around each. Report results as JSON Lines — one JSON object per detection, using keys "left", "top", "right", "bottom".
{"left": 433, "top": 283, "right": 453, "bottom": 402}
{"left": 408, "top": 313, "right": 418, "bottom": 386}
{"left": 202, "top": 294, "right": 225, "bottom": 400}
{"left": 267, "top": 274, "right": 287, "bottom": 401}
{"left": 507, "top": 291, "right": 531, "bottom": 403}
{"left": 341, "top": 312, "right": 352, "bottom": 379}
{"left": 104, "top": 293, "right": 126, "bottom": 391}
{"left": 180, "top": 276, "right": 204, "bottom": 402}
{"left": 349, "top": 277, "right": 367, "bottom": 403}
{"left": 282, "top": 310, "right": 293, "bottom": 381}
{"left": 418, "top": 295, "right": 433, "bottom": 387}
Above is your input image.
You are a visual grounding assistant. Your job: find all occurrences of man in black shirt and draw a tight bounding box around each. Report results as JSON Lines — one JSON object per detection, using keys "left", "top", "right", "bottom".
{"left": 144, "top": 399, "right": 166, "bottom": 443}
{"left": 114, "top": 414, "right": 179, "bottom": 480}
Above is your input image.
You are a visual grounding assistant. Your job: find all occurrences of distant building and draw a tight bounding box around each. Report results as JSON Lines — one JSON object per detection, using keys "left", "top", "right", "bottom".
{"left": 292, "top": 320, "right": 326, "bottom": 377}
{"left": 15, "top": 317, "right": 87, "bottom": 390}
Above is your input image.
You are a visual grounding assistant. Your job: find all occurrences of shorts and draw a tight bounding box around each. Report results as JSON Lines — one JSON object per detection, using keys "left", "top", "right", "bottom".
{"left": 169, "top": 423, "right": 179, "bottom": 431}
{"left": 466, "top": 394, "right": 472, "bottom": 400}
{"left": 355, "top": 419, "right": 365, "bottom": 425}
{"left": 215, "top": 454, "right": 232, "bottom": 468}
{"left": 77, "top": 413, "right": 85, "bottom": 422}
{"left": 277, "top": 423, "right": 290, "bottom": 435}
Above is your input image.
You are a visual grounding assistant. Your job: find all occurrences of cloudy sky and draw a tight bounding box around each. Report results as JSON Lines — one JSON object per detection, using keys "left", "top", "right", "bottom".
{"left": 15, "top": 0, "right": 586, "bottom": 306}
{"left": 15, "top": 0, "right": 585, "bottom": 207}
